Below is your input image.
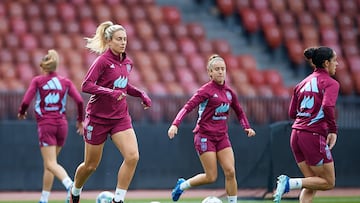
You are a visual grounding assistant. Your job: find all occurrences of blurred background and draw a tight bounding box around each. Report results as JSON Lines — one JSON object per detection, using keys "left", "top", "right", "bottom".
{"left": 0, "top": 0, "right": 359, "bottom": 192}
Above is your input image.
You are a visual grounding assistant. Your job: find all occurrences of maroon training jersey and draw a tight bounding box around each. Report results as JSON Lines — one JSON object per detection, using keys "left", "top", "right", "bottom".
{"left": 289, "top": 68, "right": 340, "bottom": 135}
{"left": 172, "top": 80, "right": 251, "bottom": 136}
{"left": 18, "top": 72, "right": 84, "bottom": 124}
{"left": 82, "top": 49, "right": 144, "bottom": 123}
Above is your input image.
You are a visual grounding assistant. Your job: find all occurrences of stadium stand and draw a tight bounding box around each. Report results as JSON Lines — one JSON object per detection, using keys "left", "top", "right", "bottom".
{"left": 1, "top": 0, "right": 359, "bottom": 124}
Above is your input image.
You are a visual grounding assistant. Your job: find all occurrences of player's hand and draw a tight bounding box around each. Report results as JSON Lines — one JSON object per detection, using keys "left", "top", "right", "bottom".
{"left": 76, "top": 121, "right": 84, "bottom": 136}
{"left": 17, "top": 112, "right": 27, "bottom": 120}
{"left": 245, "top": 128, "right": 256, "bottom": 137}
{"left": 141, "top": 93, "right": 152, "bottom": 109}
{"left": 327, "top": 133, "right": 337, "bottom": 150}
{"left": 168, "top": 125, "right": 178, "bottom": 139}
{"left": 117, "top": 92, "right": 126, "bottom": 101}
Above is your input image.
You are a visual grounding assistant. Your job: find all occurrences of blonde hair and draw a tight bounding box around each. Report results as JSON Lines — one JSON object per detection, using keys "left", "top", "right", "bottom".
{"left": 84, "top": 21, "right": 126, "bottom": 54}
{"left": 40, "top": 49, "right": 59, "bottom": 72}
{"left": 207, "top": 54, "right": 225, "bottom": 70}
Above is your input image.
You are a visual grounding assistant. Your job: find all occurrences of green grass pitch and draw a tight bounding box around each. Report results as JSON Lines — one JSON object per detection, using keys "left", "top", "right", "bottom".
{"left": 1, "top": 196, "right": 360, "bottom": 203}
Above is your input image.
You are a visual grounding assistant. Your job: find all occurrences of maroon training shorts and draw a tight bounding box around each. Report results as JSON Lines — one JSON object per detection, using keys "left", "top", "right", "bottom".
{"left": 37, "top": 119, "right": 68, "bottom": 147}
{"left": 83, "top": 115, "right": 133, "bottom": 145}
{"left": 194, "top": 133, "right": 231, "bottom": 155}
{"left": 290, "top": 129, "right": 333, "bottom": 166}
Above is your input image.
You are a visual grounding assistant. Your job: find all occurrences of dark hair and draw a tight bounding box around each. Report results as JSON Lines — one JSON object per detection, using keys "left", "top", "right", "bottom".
{"left": 303, "top": 46, "right": 334, "bottom": 68}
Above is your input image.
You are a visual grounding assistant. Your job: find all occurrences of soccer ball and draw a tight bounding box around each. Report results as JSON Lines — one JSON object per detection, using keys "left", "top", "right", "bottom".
{"left": 201, "top": 196, "right": 223, "bottom": 203}
{"left": 96, "top": 191, "right": 114, "bottom": 203}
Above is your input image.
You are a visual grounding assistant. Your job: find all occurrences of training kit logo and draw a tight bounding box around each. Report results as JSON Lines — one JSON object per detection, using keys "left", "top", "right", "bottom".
{"left": 43, "top": 77, "right": 62, "bottom": 107}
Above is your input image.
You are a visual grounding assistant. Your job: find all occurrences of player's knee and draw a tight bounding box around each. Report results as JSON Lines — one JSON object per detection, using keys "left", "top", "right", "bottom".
{"left": 223, "top": 167, "right": 236, "bottom": 179}
{"left": 205, "top": 173, "right": 218, "bottom": 183}
{"left": 124, "top": 151, "right": 139, "bottom": 165}
{"left": 325, "top": 179, "right": 335, "bottom": 190}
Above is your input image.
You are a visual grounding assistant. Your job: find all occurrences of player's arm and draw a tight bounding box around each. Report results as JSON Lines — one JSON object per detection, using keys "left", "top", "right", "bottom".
{"left": 82, "top": 58, "right": 125, "bottom": 100}
{"left": 18, "top": 79, "right": 37, "bottom": 119}
{"left": 127, "top": 83, "right": 151, "bottom": 108}
{"left": 230, "top": 90, "right": 255, "bottom": 137}
{"left": 288, "top": 89, "right": 298, "bottom": 119}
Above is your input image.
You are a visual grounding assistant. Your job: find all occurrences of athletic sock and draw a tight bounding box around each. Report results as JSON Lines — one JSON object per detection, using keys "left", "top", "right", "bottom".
{"left": 71, "top": 185, "right": 82, "bottom": 196}
{"left": 39, "top": 190, "right": 50, "bottom": 202}
{"left": 114, "top": 188, "right": 127, "bottom": 202}
{"left": 180, "top": 180, "right": 191, "bottom": 190}
{"left": 227, "top": 196, "right": 237, "bottom": 203}
{"left": 289, "top": 178, "right": 302, "bottom": 190}
{"left": 62, "top": 177, "right": 73, "bottom": 189}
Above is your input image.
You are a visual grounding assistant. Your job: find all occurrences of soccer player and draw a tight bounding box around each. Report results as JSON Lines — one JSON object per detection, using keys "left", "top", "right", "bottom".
{"left": 69, "top": 21, "right": 151, "bottom": 203}
{"left": 273, "top": 46, "right": 339, "bottom": 203}
{"left": 168, "top": 54, "right": 256, "bottom": 203}
{"left": 18, "top": 49, "right": 84, "bottom": 203}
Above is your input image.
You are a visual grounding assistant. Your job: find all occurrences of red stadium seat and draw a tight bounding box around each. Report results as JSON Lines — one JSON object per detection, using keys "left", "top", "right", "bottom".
{"left": 347, "top": 56, "right": 360, "bottom": 73}
{"left": 263, "top": 24, "right": 282, "bottom": 49}
{"left": 166, "top": 82, "right": 185, "bottom": 95}
{"left": 16, "top": 63, "right": 35, "bottom": 86}
{"left": 257, "top": 9, "right": 276, "bottom": 28}
{"left": 285, "top": 39, "right": 304, "bottom": 65}
{"left": 42, "top": 3, "right": 58, "bottom": 19}
{"left": 238, "top": 8, "right": 259, "bottom": 33}
{"left": 8, "top": 1, "right": 23, "bottom": 18}
{"left": 129, "top": 5, "right": 147, "bottom": 22}
{"left": 78, "top": 5, "right": 92, "bottom": 19}
{"left": 14, "top": 50, "right": 31, "bottom": 64}
{"left": 300, "top": 24, "right": 319, "bottom": 47}
{"left": 287, "top": 0, "right": 304, "bottom": 14}
{"left": 25, "top": 3, "right": 41, "bottom": 19}
{"left": 162, "top": 6, "right": 181, "bottom": 25}
{"left": 276, "top": 11, "right": 296, "bottom": 27}
{"left": 235, "top": 0, "right": 251, "bottom": 11}
{"left": 21, "top": 34, "right": 38, "bottom": 51}
{"left": 212, "top": 39, "right": 232, "bottom": 56}
{"left": 263, "top": 69, "right": 283, "bottom": 87}
{"left": 146, "top": 5, "right": 164, "bottom": 25}
{"left": 160, "top": 37, "right": 178, "bottom": 53}
{"left": 340, "top": 0, "right": 358, "bottom": 16}
{"left": 28, "top": 18, "right": 45, "bottom": 35}
{"left": 352, "top": 73, "right": 360, "bottom": 95}
{"left": 143, "top": 39, "right": 161, "bottom": 52}
{"left": 216, "top": 0, "right": 235, "bottom": 17}
{"left": 281, "top": 25, "right": 300, "bottom": 43}
{"left": 196, "top": 39, "right": 214, "bottom": 56}
{"left": 320, "top": 27, "right": 339, "bottom": 45}
{"left": 304, "top": 0, "right": 322, "bottom": 13}
{"left": 269, "top": 0, "right": 286, "bottom": 12}
{"left": 342, "top": 43, "right": 359, "bottom": 58}
{"left": 154, "top": 22, "right": 172, "bottom": 39}
{"left": 339, "top": 27, "right": 357, "bottom": 44}
{"left": 171, "top": 23, "right": 188, "bottom": 39}
{"left": 135, "top": 20, "right": 154, "bottom": 41}
{"left": 58, "top": 2, "right": 76, "bottom": 21}
{"left": 0, "top": 50, "right": 14, "bottom": 64}
{"left": 230, "top": 69, "right": 249, "bottom": 85}
{"left": 334, "top": 69, "right": 354, "bottom": 95}
{"left": 257, "top": 85, "right": 273, "bottom": 97}
{"left": 80, "top": 18, "right": 97, "bottom": 37}
{"left": 0, "top": 18, "right": 9, "bottom": 36}
{"left": 251, "top": 0, "right": 269, "bottom": 11}
{"left": 187, "top": 23, "right": 206, "bottom": 41}
{"left": 322, "top": 0, "right": 340, "bottom": 17}
{"left": 177, "top": 37, "right": 198, "bottom": 56}
{"left": 337, "top": 13, "right": 355, "bottom": 29}
{"left": 111, "top": 5, "right": 130, "bottom": 24}
{"left": 237, "top": 54, "right": 257, "bottom": 71}
{"left": 222, "top": 54, "right": 239, "bottom": 71}
{"left": 94, "top": 4, "right": 112, "bottom": 22}
{"left": 315, "top": 12, "right": 335, "bottom": 28}
{"left": 295, "top": 11, "right": 315, "bottom": 26}
{"left": 10, "top": 17, "right": 27, "bottom": 35}
{"left": 46, "top": 18, "right": 63, "bottom": 34}
{"left": 169, "top": 53, "right": 189, "bottom": 70}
